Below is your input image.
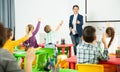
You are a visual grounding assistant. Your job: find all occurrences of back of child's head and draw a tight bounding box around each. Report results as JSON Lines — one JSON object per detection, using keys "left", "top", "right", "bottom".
{"left": 26, "top": 24, "right": 34, "bottom": 33}
{"left": 5, "top": 28, "right": 13, "bottom": 40}
{"left": 44, "top": 25, "right": 51, "bottom": 33}
{"left": 83, "top": 26, "right": 96, "bottom": 43}
{"left": 0, "top": 22, "right": 7, "bottom": 47}
{"left": 106, "top": 27, "right": 115, "bottom": 48}
{"left": 106, "top": 27, "right": 115, "bottom": 37}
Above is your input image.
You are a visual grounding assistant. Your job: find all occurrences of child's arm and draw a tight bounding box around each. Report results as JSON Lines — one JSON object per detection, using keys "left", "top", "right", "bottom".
{"left": 12, "top": 36, "right": 29, "bottom": 47}
{"left": 55, "top": 20, "right": 63, "bottom": 32}
{"left": 98, "top": 34, "right": 109, "bottom": 61}
{"left": 11, "top": 32, "right": 32, "bottom": 48}
{"left": 25, "top": 48, "right": 35, "bottom": 72}
{"left": 32, "top": 19, "right": 41, "bottom": 36}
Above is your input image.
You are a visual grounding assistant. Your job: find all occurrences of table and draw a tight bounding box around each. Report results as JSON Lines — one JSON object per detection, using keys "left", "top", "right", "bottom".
{"left": 39, "top": 44, "right": 45, "bottom": 48}
{"left": 13, "top": 49, "right": 47, "bottom": 70}
{"left": 56, "top": 44, "right": 74, "bottom": 57}
{"left": 99, "top": 56, "right": 120, "bottom": 72}
{"left": 38, "top": 44, "right": 74, "bottom": 57}
{"left": 13, "top": 49, "right": 46, "bottom": 59}
{"left": 66, "top": 56, "right": 120, "bottom": 72}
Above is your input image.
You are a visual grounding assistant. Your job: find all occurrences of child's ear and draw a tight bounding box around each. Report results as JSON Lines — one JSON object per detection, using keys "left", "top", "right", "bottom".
{"left": 81, "top": 36, "right": 84, "bottom": 41}
{"left": 94, "top": 36, "right": 96, "bottom": 40}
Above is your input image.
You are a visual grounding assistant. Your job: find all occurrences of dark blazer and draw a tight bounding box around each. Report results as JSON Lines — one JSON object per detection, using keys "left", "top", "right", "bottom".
{"left": 69, "top": 14, "right": 83, "bottom": 37}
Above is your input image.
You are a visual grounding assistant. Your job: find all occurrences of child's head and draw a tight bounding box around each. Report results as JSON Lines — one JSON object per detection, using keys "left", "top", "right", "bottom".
{"left": 26, "top": 24, "right": 34, "bottom": 34}
{"left": 106, "top": 27, "right": 115, "bottom": 48}
{"left": 5, "top": 28, "right": 14, "bottom": 40}
{"left": 0, "top": 22, "right": 7, "bottom": 47}
{"left": 83, "top": 26, "right": 96, "bottom": 43}
{"left": 106, "top": 27, "right": 115, "bottom": 38}
{"left": 44, "top": 25, "right": 52, "bottom": 33}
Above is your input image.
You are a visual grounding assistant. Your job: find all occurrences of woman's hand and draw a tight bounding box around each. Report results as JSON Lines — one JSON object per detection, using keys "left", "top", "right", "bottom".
{"left": 76, "top": 20, "right": 80, "bottom": 24}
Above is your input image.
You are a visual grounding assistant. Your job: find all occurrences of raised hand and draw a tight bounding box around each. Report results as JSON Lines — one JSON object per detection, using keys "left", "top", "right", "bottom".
{"left": 38, "top": 18, "right": 42, "bottom": 22}
{"left": 59, "top": 20, "right": 63, "bottom": 26}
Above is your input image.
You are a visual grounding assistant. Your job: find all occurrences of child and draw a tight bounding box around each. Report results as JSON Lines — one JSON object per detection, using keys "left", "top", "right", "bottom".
{"left": 77, "top": 26, "right": 109, "bottom": 64}
{"left": 0, "top": 22, "right": 35, "bottom": 72}
{"left": 3, "top": 28, "right": 31, "bottom": 53}
{"left": 23, "top": 19, "right": 41, "bottom": 48}
{"left": 103, "top": 27, "right": 117, "bottom": 54}
{"left": 44, "top": 20, "right": 63, "bottom": 48}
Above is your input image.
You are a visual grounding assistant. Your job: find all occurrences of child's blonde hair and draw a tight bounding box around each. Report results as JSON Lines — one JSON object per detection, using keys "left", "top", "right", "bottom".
{"left": 26, "top": 24, "right": 34, "bottom": 34}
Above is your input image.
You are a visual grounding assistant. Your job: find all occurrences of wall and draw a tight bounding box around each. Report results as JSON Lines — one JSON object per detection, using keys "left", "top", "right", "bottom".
{"left": 15, "top": 0, "right": 120, "bottom": 45}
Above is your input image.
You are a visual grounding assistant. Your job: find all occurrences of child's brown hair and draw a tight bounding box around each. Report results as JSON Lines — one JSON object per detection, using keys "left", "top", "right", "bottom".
{"left": 83, "top": 26, "right": 96, "bottom": 43}
{"left": 5, "top": 28, "right": 12, "bottom": 40}
{"left": 44, "top": 25, "right": 51, "bottom": 33}
{"left": 106, "top": 27, "right": 115, "bottom": 48}
{"left": 0, "top": 22, "right": 7, "bottom": 47}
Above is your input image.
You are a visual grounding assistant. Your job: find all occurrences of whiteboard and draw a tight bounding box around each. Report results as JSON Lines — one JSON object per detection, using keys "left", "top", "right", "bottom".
{"left": 86, "top": 0, "right": 120, "bottom": 22}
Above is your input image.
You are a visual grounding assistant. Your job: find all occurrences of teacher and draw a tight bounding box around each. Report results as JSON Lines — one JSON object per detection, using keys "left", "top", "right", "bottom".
{"left": 69, "top": 5, "right": 83, "bottom": 55}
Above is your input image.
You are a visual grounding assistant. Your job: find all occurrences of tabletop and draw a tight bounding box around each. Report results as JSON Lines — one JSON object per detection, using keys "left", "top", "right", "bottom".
{"left": 66, "top": 55, "right": 120, "bottom": 65}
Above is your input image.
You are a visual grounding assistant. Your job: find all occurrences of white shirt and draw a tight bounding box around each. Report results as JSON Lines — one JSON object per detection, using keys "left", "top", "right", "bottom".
{"left": 72, "top": 14, "right": 78, "bottom": 35}
{"left": 45, "top": 31, "right": 57, "bottom": 44}
{"left": 106, "top": 37, "right": 118, "bottom": 54}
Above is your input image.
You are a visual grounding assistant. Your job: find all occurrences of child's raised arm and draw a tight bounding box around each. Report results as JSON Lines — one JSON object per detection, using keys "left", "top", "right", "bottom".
{"left": 55, "top": 20, "right": 63, "bottom": 32}
{"left": 32, "top": 18, "right": 41, "bottom": 36}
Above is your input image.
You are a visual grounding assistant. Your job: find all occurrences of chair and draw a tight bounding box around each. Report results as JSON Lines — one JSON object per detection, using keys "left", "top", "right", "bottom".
{"left": 76, "top": 64, "right": 104, "bottom": 72}
{"left": 34, "top": 48, "right": 54, "bottom": 71}
{"left": 58, "top": 47, "right": 69, "bottom": 55}
{"left": 57, "top": 54, "right": 68, "bottom": 68}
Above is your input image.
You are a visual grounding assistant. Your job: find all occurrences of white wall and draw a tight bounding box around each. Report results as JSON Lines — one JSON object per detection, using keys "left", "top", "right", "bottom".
{"left": 15, "top": 0, "right": 83, "bottom": 44}
{"left": 15, "top": 0, "right": 120, "bottom": 46}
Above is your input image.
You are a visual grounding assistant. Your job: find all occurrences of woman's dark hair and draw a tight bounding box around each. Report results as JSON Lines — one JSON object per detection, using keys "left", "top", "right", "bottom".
{"left": 73, "top": 5, "right": 79, "bottom": 9}
{"left": 5, "top": 28, "right": 12, "bottom": 40}
{"left": 106, "top": 27, "right": 115, "bottom": 48}
{"left": 0, "top": 22, "right": 7, "bottom": 47}
{"left": 83, "top": 26, "right": 96, "bottom": 43}
{"left": 44, "top": 25, "right": 51, "bottom": 33}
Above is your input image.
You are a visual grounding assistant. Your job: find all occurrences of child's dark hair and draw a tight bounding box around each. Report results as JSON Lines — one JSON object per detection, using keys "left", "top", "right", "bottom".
{"left": 5, "top": 28, "right": 12, "bottom": 40}
{"left": 44, "top": 25, "right": 51, "bottom": 33}
{"left": 0, "top": 22, "right": 7, "bottom": 47}
{"left": 106, "top": 27, "right": 115, "bottom": 48}
{"left": 83, "top": 26, "right": 96, "bottom": 43}
{"left": 73, "top": 5, "right": 79, "bottom": 9}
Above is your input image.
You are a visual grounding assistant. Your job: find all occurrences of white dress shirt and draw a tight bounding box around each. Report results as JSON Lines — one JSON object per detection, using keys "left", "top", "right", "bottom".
{"left": 72, "top": 14, "right": 78, "bottom": 35}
